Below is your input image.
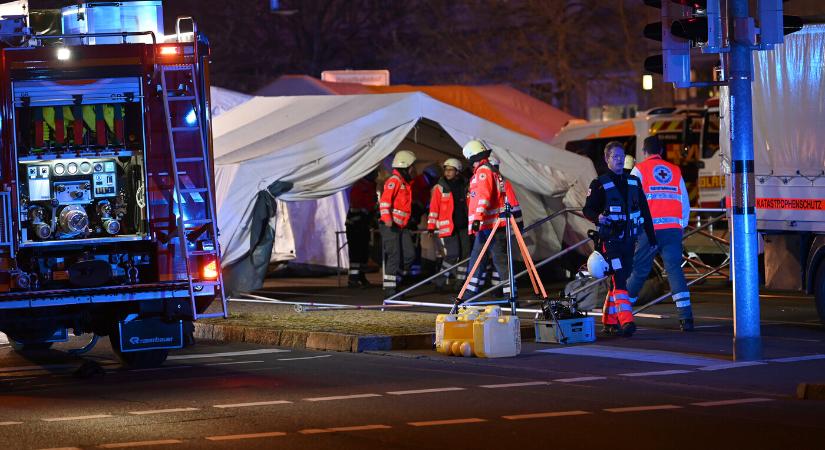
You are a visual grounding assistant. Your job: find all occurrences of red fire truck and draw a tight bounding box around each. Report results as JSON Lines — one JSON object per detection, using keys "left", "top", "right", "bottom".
{"left": 0, "top": 4, "right": 225, "bottom": 368}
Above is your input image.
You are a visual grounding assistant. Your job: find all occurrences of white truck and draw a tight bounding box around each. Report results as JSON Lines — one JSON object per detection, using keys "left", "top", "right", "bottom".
{"left": 717, "top": 24, "right": 825, "bottom": 323}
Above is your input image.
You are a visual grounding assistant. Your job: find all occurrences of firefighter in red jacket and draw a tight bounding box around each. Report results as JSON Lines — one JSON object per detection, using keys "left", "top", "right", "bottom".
{"left": 476, "top": 155, "right": 522, "bottom": 290}
{"left": 346, "top": 170, "right": 378, "bottom": 288}
{"left": 379, "top": 150, "right": 417, "bottom": 296}
{"left": 627, "top": 136, "right": 694, "bottom": 330}
{"left": 462, "top": 140, "right": 510, "bottom": 297}
{"left": 427, "top": 158, "right": 469, "bottom": 291}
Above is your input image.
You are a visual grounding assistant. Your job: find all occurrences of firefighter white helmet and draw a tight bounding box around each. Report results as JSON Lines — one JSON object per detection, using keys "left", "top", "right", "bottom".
{"left": 443, "top": 158, "right": 463, "bottom": 172}
{"left": 462, "top": 139, "right": 490, "bottom": 159}
{"left": 487, "top": 155, "right": 500, "bottom": 167}
{"left": 391, "top": 150, "right": 417, "bottom": 169}
{"left": 587, "top": 251, "right": 610, "bottom": 278}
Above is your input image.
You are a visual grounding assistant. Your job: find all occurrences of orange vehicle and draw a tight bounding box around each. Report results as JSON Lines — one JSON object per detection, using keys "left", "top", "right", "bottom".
{"left": 0, "top": 2, "right": 225, "bottom": 367}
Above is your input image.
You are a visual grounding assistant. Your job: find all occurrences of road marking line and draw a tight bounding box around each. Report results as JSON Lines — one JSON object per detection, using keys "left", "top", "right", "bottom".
{"left": 605, "top": 405, "right": 682, "bottom": 413}
{"left": 277, "top": 355, "right": 333, "bottom": 361}
{"left": 691, "top": 398, "right": 774, "bottom": 407}
{"left": 503, "top": 410, "right": 591, "bottom": 420}
{"left": 205, "top": 360, "right": 265, "bottom": 366}
{"left": 0, "top": 364, "right": 76, "bottom": 374}
{"left": 299, "top": 429, "right": 331, "bottom": 435}
{"left": 552, "top": 376, "right": 607, "bottom": 383}
{"left": 129, "top": 365, "right": 192, "bottom": 373}
{"left": 620, "top": 370, "right": 693, "bottom": 377}
{"left": 327, "top": 425, "right": 392, "bottom": 432}
{"left": 99, "top": 440, "right": 183, "bottom": 448}
{"left": 213, "top": 400, "right": 292, "bottom": 409}
{"left": 537, "top": 345, "right": 724, "bottom": 367}
{"left": 167, "top": 349, "right": 290, "bottom": 360}
{"left": 205, "top": 432, "right": 286, "bottom": 441}
{"left": 42, "top": 414, "right": 113, "bottom": 422}
{"left": 128, "top": 408, "right": 200, "bottom": 415}
{"left": 479, "top": 381, "right": 550, "bottom": 389}
{"left": 408, "top": 418, "right": 486, "bottom": 427}
{"left": 36, "top": 447, "right": 83, "bottom": 450}
{"left": 768, "top": 354, "right": 825, "bottom": 363}
{"left": 304, "top": 393, "right": 382, "bottom": 402}
{"left": 698, "top": 361, "right": 766, "bottom": 371}
{"left": 387, "top": 387, "right": 465, "bottom": 395}
{"left": 0, "top": 421, "right": 22, "bottom": 425}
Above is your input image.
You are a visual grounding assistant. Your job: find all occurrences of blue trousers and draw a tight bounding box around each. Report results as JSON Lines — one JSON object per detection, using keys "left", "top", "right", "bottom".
{"left": 626, "top": 228, "right": 693, "bottom": 320}
{"left": 465, "top": 228, "right": 510, "bottom": 296}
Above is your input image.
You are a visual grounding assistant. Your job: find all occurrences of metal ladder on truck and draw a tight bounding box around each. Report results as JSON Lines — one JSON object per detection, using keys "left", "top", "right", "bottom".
{"left": 159, "top": 63, "right": 228, "bottom": 320}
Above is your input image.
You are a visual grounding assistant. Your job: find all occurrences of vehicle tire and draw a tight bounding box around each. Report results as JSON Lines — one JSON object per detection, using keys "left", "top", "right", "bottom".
{"left": 108, "top": 332, "right": 169, "bottom": 369}
{"left": 9, "top": 341, "right": 53, "bottom": 352}
{"left": 814, "top": 262, "right": 825, "bottom": 326}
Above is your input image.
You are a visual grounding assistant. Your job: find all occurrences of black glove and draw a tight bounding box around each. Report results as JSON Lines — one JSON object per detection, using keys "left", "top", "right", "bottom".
{"left": 471, "top": 221, "right": 481, "bottom": 232}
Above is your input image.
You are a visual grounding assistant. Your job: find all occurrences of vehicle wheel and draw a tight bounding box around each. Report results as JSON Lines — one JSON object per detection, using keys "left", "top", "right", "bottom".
{"left": 814, "top": 262, "right": 825, "bottom": 326}
{"left": 108, "top": 333, "right": 168, "bottom": 369}
{"left": 9, "top": 341, "right": 53, "bottom": 352}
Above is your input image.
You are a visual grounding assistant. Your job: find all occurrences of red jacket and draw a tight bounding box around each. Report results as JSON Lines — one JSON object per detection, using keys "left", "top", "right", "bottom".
{"left": 503, "top": 179, "right": 523, "bottom": 228}
{"left": 349, "top": 178, "right": 377, "bottom": 212}
{"left": 631, "top": 155, "right": 689, "bottom": 230}
{"left": 467, "top": 160, "right": 505, "bottom": 233}
{"left": 379, "top": 170, "right": 412, "bottom": 227}
{"left": 428, "top": 181, "right": 455, "bottom": 237}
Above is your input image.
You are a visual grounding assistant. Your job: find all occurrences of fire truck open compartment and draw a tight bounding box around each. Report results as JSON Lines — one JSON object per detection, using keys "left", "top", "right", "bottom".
{"left": 7, "top": 74, "right": 154, "bottom": 291}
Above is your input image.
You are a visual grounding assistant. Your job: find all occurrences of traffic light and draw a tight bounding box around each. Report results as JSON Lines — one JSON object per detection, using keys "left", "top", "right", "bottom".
{"left": 643, "top": 1, "right": 723, "bottom": 87}
{"left": 643, "top": 0, "right": 693, "bottom": 88}
{"left": 758, "top": 0, "right": 803, "bottom": 46}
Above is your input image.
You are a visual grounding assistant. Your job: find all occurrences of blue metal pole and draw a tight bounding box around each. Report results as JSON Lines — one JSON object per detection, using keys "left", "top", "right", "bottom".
{"left": 729, "top": 0, "right": 761, "bottom": 360}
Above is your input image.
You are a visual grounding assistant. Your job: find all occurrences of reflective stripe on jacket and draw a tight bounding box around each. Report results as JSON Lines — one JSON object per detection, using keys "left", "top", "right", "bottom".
{"left": 379, "top": 170, "right": 412, "bottom": 228}
{"left": 428, "top": 181, "right": 455, "bottom": 237}
{"left": 467, "top": 161, "right": 505, "bottom": 233}
{"left": 632, "top": 155, "right": 687, "bottom": 230}
{"left": 599, "top": 173, "right": 644, "bottom": 238}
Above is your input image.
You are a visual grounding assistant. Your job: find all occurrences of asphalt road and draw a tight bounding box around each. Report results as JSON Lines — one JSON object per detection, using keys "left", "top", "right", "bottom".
{"left": 1, "top": 285, "right": 824, "bottom": 450}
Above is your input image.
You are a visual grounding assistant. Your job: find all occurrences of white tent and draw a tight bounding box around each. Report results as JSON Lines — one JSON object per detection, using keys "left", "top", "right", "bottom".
{"left": 213, "top": 92, "right": 596, "bottom": 269}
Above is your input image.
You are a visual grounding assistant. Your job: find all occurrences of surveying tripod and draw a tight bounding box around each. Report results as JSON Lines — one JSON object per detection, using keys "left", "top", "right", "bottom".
{"left": 452, "top": 197, "right": 548, "bottom": 316}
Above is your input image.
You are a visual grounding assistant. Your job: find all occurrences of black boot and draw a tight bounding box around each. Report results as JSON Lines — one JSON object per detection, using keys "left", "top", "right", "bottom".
{"left": 679, "top": 319, "right": 694, "bottom": 332}
{"left": 621, "top": 322, "right": 637, "bottom": 337}
{"left": 601, "top": 324, "right": 620, "bottom": 335}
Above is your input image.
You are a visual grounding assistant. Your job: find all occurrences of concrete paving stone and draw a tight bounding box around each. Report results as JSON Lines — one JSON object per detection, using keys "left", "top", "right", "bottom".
{"left": 306, "top": 331, "right": 355, "bottom": 352}
{"left": 244, "top": 328, "right": 282, "bottom": 345}
{"left": 355, "top": 335, "right": 392, "bottom": 352}
{"left": 278, "top": 330, "right": 310, "bottom": 349}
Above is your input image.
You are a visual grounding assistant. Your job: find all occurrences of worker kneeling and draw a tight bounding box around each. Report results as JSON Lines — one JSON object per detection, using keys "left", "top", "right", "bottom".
{"left": 462, "top": 140, "right": 511, "bottom": 297}
{"left": 583, "top": 141, "right": 657, "bottom": 337}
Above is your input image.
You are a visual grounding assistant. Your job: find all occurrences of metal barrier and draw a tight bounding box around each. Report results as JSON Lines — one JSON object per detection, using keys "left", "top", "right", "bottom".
{"left": 383, "top": 207, "right": 583, "bottom": 302}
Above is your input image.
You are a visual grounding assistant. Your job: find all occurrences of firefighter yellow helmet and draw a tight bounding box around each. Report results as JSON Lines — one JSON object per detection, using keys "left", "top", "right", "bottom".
{"left": 443, "top": 158, "right": 463, "bottom": 172}
{"left": 391, "top": 150, "right": 416, "bottom": 169}
{"left": 462, "top": 139, "right": 490, "bottom": 160}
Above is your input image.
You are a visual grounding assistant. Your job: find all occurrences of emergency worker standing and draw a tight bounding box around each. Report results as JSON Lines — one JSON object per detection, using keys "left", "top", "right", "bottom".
{"left": 427, "top": 158, "right": 469, "bottom": 291}
{"left": 476, "top": 155, "right": 523, "bottom": 289}
{"left": 583, "top": 142, "right": 657, "bottom": 337}
{"left": 462, "top": 140, "right": 510, "bottom": 297}
{"left": 627, "top": 136, "right": 694, "bottom": 331}
{"left": 346, "top": 170, "right": 378, "bottom": 288}
{"left": 379, "top": 150, "right": 417, "bottom": 296}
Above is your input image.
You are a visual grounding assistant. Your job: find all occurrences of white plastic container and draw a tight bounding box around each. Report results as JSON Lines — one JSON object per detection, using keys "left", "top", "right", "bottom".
{"left": 473, "top": 306, "right": 521, "bottom": 358}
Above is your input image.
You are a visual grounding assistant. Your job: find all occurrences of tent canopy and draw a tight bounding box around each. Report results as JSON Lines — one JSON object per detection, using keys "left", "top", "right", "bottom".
{"left": 214, "top": 91, "right": 596, "bottom": 267}
{"left": 256, "top": 75, "right": 574, "bottom": 144}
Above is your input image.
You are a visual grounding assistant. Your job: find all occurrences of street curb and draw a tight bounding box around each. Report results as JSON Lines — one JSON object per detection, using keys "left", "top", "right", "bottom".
{"left": 797, "top": 383, "right": 825, "bottom": 400}
{"left": 194, "top": 322, "right": 537, "bottom": 353}
{"left": 193, "top": 322, "right": 437, "bottom": 352}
